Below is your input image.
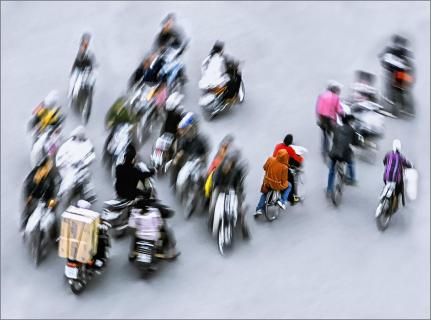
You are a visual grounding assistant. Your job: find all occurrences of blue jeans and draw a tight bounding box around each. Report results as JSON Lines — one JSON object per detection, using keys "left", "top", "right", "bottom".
{"left": 327, "top": 159, "right": 355, "bottom": 193}
{"left": 256, "top": 183, "right": 292, "bottom": 211}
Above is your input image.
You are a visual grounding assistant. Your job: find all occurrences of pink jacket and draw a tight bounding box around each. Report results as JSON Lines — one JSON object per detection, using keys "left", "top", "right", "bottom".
{"left": 316, "top": 91, "right": 343, "bottom": 121}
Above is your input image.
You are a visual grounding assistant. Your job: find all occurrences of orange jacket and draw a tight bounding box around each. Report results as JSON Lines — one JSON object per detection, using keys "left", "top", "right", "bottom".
{"left": 262, "top": 149, "right": 289, "bottom": 192}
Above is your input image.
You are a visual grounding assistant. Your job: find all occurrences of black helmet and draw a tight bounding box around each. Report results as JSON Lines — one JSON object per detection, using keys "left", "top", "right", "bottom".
{"left": 211, "top": 41, "right": 225, "bottom": 55}
{"left": 342, "top": 114, "right": 355, "bottom": 125}
{"left": 283, "top": 134, "right": 293, "bottom": 146}
{"left": 124, "top": 143, "right": 137, "bottom": 163}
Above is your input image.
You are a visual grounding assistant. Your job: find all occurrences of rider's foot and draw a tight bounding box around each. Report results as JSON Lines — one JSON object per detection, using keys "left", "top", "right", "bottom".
{"left": 277, "top": 200, "right": 286, "bottom": 210}
{"left": 254, "top": 209, "right": 263, "bottom": 217}
{"left": 345, "top": 179, "right": 358, "bottom": 186}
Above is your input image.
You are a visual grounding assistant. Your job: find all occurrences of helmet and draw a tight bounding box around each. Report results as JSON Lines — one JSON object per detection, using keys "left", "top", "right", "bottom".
{"left": 211, "top": 41, "right": 225, "bottom": 55}
{"left": 392, "top": 139, "right": 402, "bottom": 152}
{"left": 161, "top": 13, "right": 175, "bottom": 26}
{"left": 327, "top": 80, "right": 343, "bottom": 93}
{"left": 77, "top": 199, "right": 91, "bottom": 209}
{"left": 342, "top": 114, "right": 355, "bottom": 125}
{"left": 165, "top": 92, "right": 184, "bottom": 111}
{"left": 70, "top": 125, "right": 86, "bottom": 140}
{"left": 178, "top": 112, "right": 197, "bottom": 130}
{"left": 81, "top": 32, "right": 91, "bottom": 43}
{"left": 220, "top": 134, "right": 234, "bottom": 147}
{"left": 43, "top": 90, "right": 59, "bottom": 108}
{"left": 283, "top": 134, "right": 293, "bottom": 146}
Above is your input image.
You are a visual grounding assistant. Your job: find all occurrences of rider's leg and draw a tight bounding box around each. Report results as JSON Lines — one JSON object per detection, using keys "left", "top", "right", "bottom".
{"left": 280, "top": 183, "right": 292, "bottom": 204}
{"left": 255, "top": 193, "right": 267, "bottom": 212}
{"left": 347, "top": 161, "right": 356, "bottom": 183}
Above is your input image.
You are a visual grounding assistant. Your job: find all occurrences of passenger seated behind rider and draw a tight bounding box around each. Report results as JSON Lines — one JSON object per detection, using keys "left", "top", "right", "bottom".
{"left": 21, "top": 156, "right": 58, "bottom": 231}
{"left": 383, "top": 139, "right": 413, "bottom": 212}
{"left": 170, "top": 112, "right": 209, "bottom": 189}
{"left": 129, "top": 198, "right": 179, "bottom": 259}
{"left": 69, "top": 33, "right": 96, "bottom": 96}
{"left": 115, "top": 144, "right": 156, "bottom": 200}
{"left": 222, "top": 59, "right": 242, "bottom": 102}
{"left": 273, "top": 134, "right": 303, "bottom": 204}
{"left": 205, "top": 135, "right": 234, "bottom": 201}
{"left": 255, "top": 149, "right": 292, "bottom": 216}
{"left": 326, "top": 114, "right": 361, "bottom": 196}
{"left": 160, "top": 92, "right": 184, "bottom": 138}
{"left": 209, "top": 150, "right": 249, "bottom": 238}
{"left": 29, "top": 90, "right": 63, "bottom": 138}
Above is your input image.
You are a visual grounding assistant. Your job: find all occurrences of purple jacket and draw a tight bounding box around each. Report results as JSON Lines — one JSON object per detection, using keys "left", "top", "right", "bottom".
{"left": 383, "top": 151, "right": 412, "bottom": 183}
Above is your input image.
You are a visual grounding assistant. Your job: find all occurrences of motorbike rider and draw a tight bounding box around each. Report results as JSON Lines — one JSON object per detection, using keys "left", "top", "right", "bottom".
{"left": 208, "top": 149, "right": 249, "bottom": 238}
{"left": 154, "top": 13, "right": 185, "bottom": 50}
{"left": 200, "top": 41, "right": 227, "bottom": 85}
{"left": 204, "top": 134, "right": 234, "bottom": 200}
{"left": 76, "top": 200, "right": 110, "bottom": 269}
{"left": 379, "top": 34, "right": 414, "bottom": 71}
{"left": 326, "top": 114, "right": 361, "bottom": 197}
{"left": 115, "top": 144, "right": 156, "bottom": 201}
{"left": 255, "top": 149, "right": 292, "bottom": 215}
{"left": 21, "top": 156, "right": 58, "bottom": 231}
{"left": 170, "top": 112, "right": 209, "bottom": 189}
{"left": 273, "top": 134, "right": 304, "bottom": 204}
{"left": 383, "top": 139, "right": 413, "bottom": 212}
{"left": 160, "top": 92, "right": 184, "bottom": 137}
{"left": 222, "top": 58, "right": 242, "bottom": 103}
{"left": 56, "top": 126, "right": 97, "bottom": 202}
{"left": 316, "top": 81, "right": 344, "bottom": 159}
{"left": 129, "top": 53, "right": 165, "bottom": 89}
{"left": 129, "top": 197, "right": 180, "bottom": 260}
{"left": 29, "top": 90, "right": 63, "bottom": 138}
{"left": 69, "top": 32, "right": 96, "bottom": 97}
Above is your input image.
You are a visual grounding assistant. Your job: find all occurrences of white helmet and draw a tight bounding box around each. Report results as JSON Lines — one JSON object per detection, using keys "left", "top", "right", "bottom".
{"left": 43, "top": 90, "right": 59, "bottom": 108}
{"left": 165, "top": 92, "right": 184, "bottom": 111}
{"left": 393, "top": 139, "right": 402, "bottom": 152}
{"left": 77, "top": 199, "right": 91, "bottom": 209}
{"left": 327, "top": 80, "right": 343, "bottom": 92}
{"left": 70, "top": 125, "right": 86, "bottom": 140}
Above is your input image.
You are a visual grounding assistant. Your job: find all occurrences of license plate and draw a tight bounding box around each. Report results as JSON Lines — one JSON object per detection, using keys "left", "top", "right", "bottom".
{"left": 65, "top": 266, "right": 78, "bottom": 279}
{"left": 137, "top": 253, "right": 151, "bottom": 263}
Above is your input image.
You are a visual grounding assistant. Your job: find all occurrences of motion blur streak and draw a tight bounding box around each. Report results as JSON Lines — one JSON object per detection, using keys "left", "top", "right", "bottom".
{"left": 1, "top": 1, "right": 430, "bottom": 318}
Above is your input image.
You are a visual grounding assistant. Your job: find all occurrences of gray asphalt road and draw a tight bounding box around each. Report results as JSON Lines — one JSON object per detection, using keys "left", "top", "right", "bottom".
{"left": 1, "top": 1, "right": 430, "bottom": 319}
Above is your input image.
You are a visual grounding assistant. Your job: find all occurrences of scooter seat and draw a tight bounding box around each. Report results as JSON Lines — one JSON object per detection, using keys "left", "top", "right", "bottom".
{"left": 104, "top": 198, "right": 134, "bottom": 209}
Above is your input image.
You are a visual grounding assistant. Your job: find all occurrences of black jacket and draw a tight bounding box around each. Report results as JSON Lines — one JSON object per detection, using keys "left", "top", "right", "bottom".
{"left": 129, "top": 57, "right": 165, "bottom": 88}
{"left": 155, "top": 28, "right": 183, "bottom": 49}
{"left": 71, "top": 51, "right": 95, "bottom": 73}
{"left": 162, "top": 110, "right": 183, "bottom": 135}
{"left": 177, "top": 134, "right": 208, "bottom": 159}
{"left": 213, "top": 161, "right": 246, "bottom": 193}
{"left": 329, "top": 124, "right": 360, "bottom": 162}
{"left": 115, "top": 163, "right": 154, "bottom": 200}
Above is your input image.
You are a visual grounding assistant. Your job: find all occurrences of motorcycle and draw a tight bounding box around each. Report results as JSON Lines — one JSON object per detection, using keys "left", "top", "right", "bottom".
{"left": 380, "top": 53, "right": 414, "bottom": 117}
{"left": 150, "top": 132, "right": 175, "bottom": 174}
{"left": 56, "top": 138, "right": 96, "bottom": 208}
{"left": 30, "top": 126, "right": 63, "bottom": 168}
{"left": 159, "top": 40, "right": 189, "bottom": 94}
{"left": 64, "top": 220, "right": 111, "bottom": 295}
{"left": 128, "top": 207, "right": 164, "bottom": 277}
{"left": 199, "top": 60, "right": 245, "bottom": 120}
{"left": 23, "top": 199, "right": 57, "bottom": 266}
{"left": 176, "top": 157, "right": 207, "bottom": 219}
{"left": 70, "top": 67, "right": 95, "bottom": 124}
{"left": 129, "top": 82, "right": 160, "bottom": 145}
{"left": 341, "top": 100, "right": 386, "bottom": 163}
{"left": 375, "top": 168, "right": 417, "bottom": 231}
{"left": 103, "top": 122, "right": 135, "bottom": 178}
{"left": 212, "top": 188, "right": 248, "bottom": 255}
{"left": 102, "top": 162, "right": 156, "bottom": 238}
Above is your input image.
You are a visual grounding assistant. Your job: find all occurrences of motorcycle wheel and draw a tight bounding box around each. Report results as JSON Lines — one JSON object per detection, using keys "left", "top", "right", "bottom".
{"left": 376, "top": 198, "right": 392, "bottom": 232}
{"left": 218, "top": 220, "right": 232, "bottom": 255}
{"left": 183, "top": 184, "right": 196, "bottom": 219}
{"left": 70, "top": 279, "right": 86, "bottom": 295}
{"left": 31, "top": 231, "right": 42, "bottom": 267}
{"left": 81, "top": 88, "right": 92, "bottom": 125}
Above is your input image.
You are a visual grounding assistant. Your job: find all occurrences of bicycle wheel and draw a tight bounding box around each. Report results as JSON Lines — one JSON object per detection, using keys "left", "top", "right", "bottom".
{"left": 331, "top": 166, "right": 343, "bottom": 207}
{"left": 264, "top": 192, "right": 280, "bottom": 221}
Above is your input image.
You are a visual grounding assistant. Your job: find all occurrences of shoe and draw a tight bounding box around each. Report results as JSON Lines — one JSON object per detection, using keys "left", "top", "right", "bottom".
{"left": 345, "top": 179, "right": 358, "bottom": 186}
{"left": 276, "top": 200, "right": 286, "bottom": 210}
{"left": 254, "top": 209, "right": 263, "bottom": 216}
